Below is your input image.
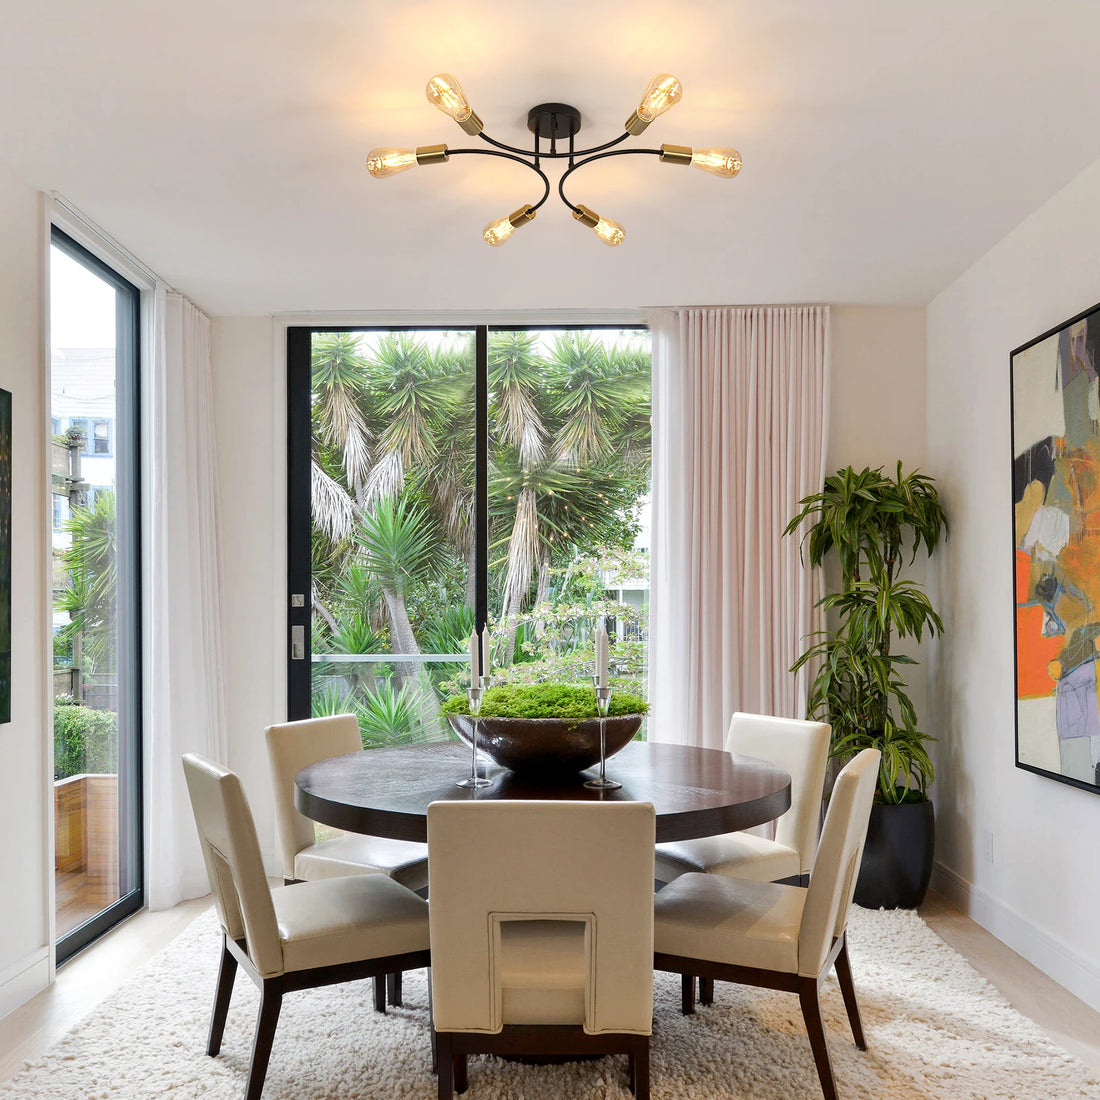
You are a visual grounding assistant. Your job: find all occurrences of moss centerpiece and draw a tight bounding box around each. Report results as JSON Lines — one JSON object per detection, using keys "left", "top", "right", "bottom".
{"left": 442, "top": 683, "right": 647, "bottom": 779}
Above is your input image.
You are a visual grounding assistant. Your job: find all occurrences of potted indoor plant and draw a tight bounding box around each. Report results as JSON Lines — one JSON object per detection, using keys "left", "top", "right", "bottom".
{"left": 441, "top": 682, "right": 648, "bottom": 778}
{"left": 784, "top": 463, "right": 947, "bottom": 908}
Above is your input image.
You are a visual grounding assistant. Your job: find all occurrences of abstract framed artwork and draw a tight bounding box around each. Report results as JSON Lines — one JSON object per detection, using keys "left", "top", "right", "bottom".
{"left": 1012, "top": 304, "right": 1100, "bottom": 794}
{"left": 0, "top": 388, "right": 9, "bottom": 724}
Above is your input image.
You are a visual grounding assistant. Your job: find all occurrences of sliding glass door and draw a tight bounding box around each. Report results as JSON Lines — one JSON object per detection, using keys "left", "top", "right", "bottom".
{"left": 291, "top": 328, "right": 477, "bottom": 741}
{"left": 50, "top": 228, "right": 142, "bottom": 961}
{"left": 287, "top": 325, "right": 651, "bottom": 744}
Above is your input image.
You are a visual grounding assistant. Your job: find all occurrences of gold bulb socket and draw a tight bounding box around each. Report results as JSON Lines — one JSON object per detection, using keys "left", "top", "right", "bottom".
{"left": 457, "top": 109, "right": 484, "bottom": 136}
{"left": 624, "top": 110, "right": 650, "bottom": 136}
{"left": 572, "top": 205, "right": 600, "bottom": 229}
{"left": 659, "top": 144, "right": 693, "bottom": 166}
{"left": 508, "top": 205, "right": 536, "bottom": 228}
{"left": 414, "top": 144, "right": 450, "bottom": 165}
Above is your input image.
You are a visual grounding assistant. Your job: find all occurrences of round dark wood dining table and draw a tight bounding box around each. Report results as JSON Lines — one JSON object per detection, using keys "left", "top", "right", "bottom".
{"left": 294, "top": 740, "right": 791, "bottom": 844}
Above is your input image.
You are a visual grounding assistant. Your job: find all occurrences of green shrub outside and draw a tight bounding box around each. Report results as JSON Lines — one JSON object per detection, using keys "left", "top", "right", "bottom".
{"left": 53, "top": 703, "right": 118, "bottom": 780}
{"left": 442, "top": 682, "right": 648, "bottom": 720}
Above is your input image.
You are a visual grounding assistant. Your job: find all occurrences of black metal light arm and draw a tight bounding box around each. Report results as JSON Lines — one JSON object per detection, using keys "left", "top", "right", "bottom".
{"left": 556, "top": 147, "right": 662, "bottom": 214}
{"left": 447, "top": 148, "right": 552, "bottom": 212}
{"left": 476, "top": 128, "right": 633, "bottom": 161}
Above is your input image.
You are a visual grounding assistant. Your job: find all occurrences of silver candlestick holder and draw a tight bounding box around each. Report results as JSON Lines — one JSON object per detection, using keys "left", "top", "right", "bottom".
{"left": 457, "top": 675, "right": 493, "bottom": 789}
{"left": 584, "top": 679, "right": 621, "bottom": 790}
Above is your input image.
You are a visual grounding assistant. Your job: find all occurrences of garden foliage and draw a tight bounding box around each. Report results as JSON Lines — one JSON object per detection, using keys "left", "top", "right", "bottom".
{"left": 309, "top": 330, "right": 652, "bottom": 743}
{"left": 54, "top": 700, "right": 118, "bottom": 779}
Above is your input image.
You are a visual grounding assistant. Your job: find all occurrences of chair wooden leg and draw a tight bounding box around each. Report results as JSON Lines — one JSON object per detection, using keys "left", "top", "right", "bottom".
{"left": 436, "top": 1032, "right": 454, "bottom": 1100}
{"left": 387, "top": 971, "right": 403, "bottom": 1007}
{"left": 833, "top": 935, "right": 867, "bottom": 1050}
{"left": 373, "top": 974, "right": 386, "bottom": 1013}
{"left": 428, "top": 970, "right": 437, "bottom": 1074}
{"left": 699, "top": 977, "right": 714, "bottom": 1005}
{"left": 628, "top": 1047, "right": 636, "bottom": 1093}
{"left": 454, "top": 1052, "right": 468, "bottom": 1095}
{"left": 206, "top": 936, "right": 238, "bottom": 1057}
{"left": 680, "top": 973, "right": 695, "bottom": 1015}
{"left": 632, "top": 1035, "right": 650, "bottom": 1100}
{"left": 244, "top": 979, "right": 283, "bottom": 1100}
{"left": 798, "top": 979, "right": 838, "bottom": 1100}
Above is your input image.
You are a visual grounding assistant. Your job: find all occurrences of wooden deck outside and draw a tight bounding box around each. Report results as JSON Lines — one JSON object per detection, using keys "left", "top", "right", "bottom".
{"left": 54, "top": 774, "right": 119, "bottom": 938}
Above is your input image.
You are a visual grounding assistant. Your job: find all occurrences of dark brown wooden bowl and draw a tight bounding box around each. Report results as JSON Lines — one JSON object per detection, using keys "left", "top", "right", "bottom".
{"left": 446, "top": 713, "right": 644, "bottom": 779}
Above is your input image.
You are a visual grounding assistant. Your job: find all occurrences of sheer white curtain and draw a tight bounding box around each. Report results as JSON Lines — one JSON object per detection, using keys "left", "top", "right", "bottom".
{"left": 647, "top": 306, "right": 830, "bottom": 749}
{"left": 145, "top": 289, "right": 229, "bottom": 909}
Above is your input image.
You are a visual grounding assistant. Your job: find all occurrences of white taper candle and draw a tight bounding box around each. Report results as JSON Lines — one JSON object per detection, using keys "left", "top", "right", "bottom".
{"left": 596, "top": 620, "right": 609, "bottom": 687}
{"left": 469, "top": 631, "right": 480, "bottom": 683}
{"left": 481, "top": 629, "right": 492, "bottom": 677}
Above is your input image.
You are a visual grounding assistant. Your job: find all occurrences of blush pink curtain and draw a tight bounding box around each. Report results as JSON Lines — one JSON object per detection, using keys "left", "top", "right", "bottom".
{"left": 647, "top": 306, "right": 830, "bottom": 748}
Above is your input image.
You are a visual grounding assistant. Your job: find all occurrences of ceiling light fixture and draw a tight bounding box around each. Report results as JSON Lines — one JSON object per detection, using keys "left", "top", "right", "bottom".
{"left": 366, "top": 73, "right": 742, "bottom": 248}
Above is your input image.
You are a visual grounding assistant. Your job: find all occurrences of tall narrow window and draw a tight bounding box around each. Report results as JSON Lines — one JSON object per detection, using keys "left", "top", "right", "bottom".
{"left": 287, "top": 325, "right": 650, "bottom": 744}
{"left": 50, "top": 229, "right": 142, "bottom": 962}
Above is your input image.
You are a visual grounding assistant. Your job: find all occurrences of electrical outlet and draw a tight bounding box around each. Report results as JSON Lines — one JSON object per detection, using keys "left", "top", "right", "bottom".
{"left": 982, "top": 829, "right": 994, "bottom": 864}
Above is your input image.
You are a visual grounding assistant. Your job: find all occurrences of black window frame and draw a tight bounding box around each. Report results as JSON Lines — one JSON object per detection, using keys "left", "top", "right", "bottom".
{"left": 51, "top": 226, "right": 144, "bottom": 965}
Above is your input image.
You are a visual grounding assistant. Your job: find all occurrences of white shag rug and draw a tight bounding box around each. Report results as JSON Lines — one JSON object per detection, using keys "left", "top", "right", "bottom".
{"left": 2, "top": 905, "right": 1098, "bottom": 1100}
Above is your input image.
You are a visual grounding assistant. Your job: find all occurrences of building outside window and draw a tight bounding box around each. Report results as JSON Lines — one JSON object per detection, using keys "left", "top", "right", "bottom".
{"left": 52, "top": 494, "right": 70, "bottom": 532}
{"left": 64, "top": 416, "right": 113, "bottom": 458}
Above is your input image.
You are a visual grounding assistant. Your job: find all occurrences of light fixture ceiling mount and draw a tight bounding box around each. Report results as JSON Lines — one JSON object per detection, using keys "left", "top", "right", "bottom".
{"left": 366, "top": 73, "right": 742, "bottom": 248}
{"left": 527, "top": 103, "right": 582, "bottom": 141}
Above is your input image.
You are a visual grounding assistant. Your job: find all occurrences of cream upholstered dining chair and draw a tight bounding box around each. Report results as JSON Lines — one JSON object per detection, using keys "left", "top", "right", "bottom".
{"left": 652, "top": 748, "right": 879, "bottom": 1100}
{"left": 183, "top": 754, "right": 431, "bottom": 1100}
{"left": 654, "top": 712, "right": 830, "bottom": 887}
{"left": 266, "top": 714, "right": 429, "bottom": 1008}
{"left": 266, "top": 714, "right": 429, "bottom": 889}
{"left": 428, "top": 800, "right": 656, "bottom": 1100}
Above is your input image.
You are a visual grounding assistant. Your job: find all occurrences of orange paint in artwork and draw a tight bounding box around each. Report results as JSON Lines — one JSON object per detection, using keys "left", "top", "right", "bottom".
{"left": 1015, "top": 549, "right": 1061, "bottom": 699}
{"left": 1015, "top": 547, "right": 1031, "bottom": 604}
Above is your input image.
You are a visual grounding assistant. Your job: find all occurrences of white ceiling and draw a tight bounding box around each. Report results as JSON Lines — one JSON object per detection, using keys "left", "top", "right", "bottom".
{"left": 3, "top": 0, "right": 1100, "bottom": 317}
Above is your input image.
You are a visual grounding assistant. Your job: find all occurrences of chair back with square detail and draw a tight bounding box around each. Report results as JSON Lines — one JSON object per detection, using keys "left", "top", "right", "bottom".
{"left": 797, "top": 748, "right": 879, "bottom": 978}
{"left": 428, "top": 799, "right": 655, "bottom": 1037}
{"left": 183, "top": 752, "right": 431, "bottom": 1100}
{"left": 183, "top": 753, "right": 283, "bottom": 978}
{"left": 652, "top": 749, "right": 880, "bottom": 1100}
{"left": 725, "top": 712, "right": 830, "bottom": 877}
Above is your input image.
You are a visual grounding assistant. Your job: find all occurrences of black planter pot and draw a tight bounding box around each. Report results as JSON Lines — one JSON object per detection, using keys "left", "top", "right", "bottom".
{"left": 853, "top": 799, "right": 935, "bottom": 909}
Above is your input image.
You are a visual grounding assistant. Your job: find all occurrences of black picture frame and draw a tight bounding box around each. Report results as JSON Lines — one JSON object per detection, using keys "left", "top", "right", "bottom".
{"left": 1011, "top": 300, "right": 1100, "bottom": 795}
{"left": 0, "top": 387, "right": 10, "bottom": 724}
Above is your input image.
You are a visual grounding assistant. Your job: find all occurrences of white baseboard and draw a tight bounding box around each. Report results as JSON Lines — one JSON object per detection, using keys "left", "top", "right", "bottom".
{"left": 932, "top": 861, "right": 1100, "bottom": 1014}
{"left": 0, "top": 948, "right": 50, "bottom": 1020}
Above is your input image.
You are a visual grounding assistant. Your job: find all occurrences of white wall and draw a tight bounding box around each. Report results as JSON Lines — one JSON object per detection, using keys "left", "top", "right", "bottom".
{"left": 0, "top": 164, "right": 50, "bottom": 1014}
{"left": 211, "top": 308, "right": 929, "bottom": 862}
{"left": 826, "top": 307, "right": 931, "bottom": 730}
{"left": 829, "top": 307, "right": 927, "bottom": 472}
{"left": 211, "top": 317, "right": 282, "bottom": 870}
{"left": 927, "top": 153, "right": 1100, "bottom": 1012}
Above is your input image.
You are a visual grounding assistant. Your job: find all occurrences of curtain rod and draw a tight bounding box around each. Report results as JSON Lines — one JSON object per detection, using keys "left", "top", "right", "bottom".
{"left": 49, "top": 192, "right": 177, "bottom": 293}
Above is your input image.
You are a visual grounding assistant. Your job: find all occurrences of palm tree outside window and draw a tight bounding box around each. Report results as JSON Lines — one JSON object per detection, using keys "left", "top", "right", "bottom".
{"left": 290, "top": 326, "right": 652, "bottom": 748}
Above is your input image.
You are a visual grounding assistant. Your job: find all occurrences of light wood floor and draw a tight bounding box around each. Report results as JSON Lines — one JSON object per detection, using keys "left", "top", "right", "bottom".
{"left": 54, "top": 870, "right": 119, "bottom": 940}
{"left": 920, "top": 892, "right": 1100, "bottom": 1070}
{"left": 0, "top": 893, "right": 212, "bottom": 1086}
{"left": 0, "top": 889, "right": 1097, "bottom": 1087}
